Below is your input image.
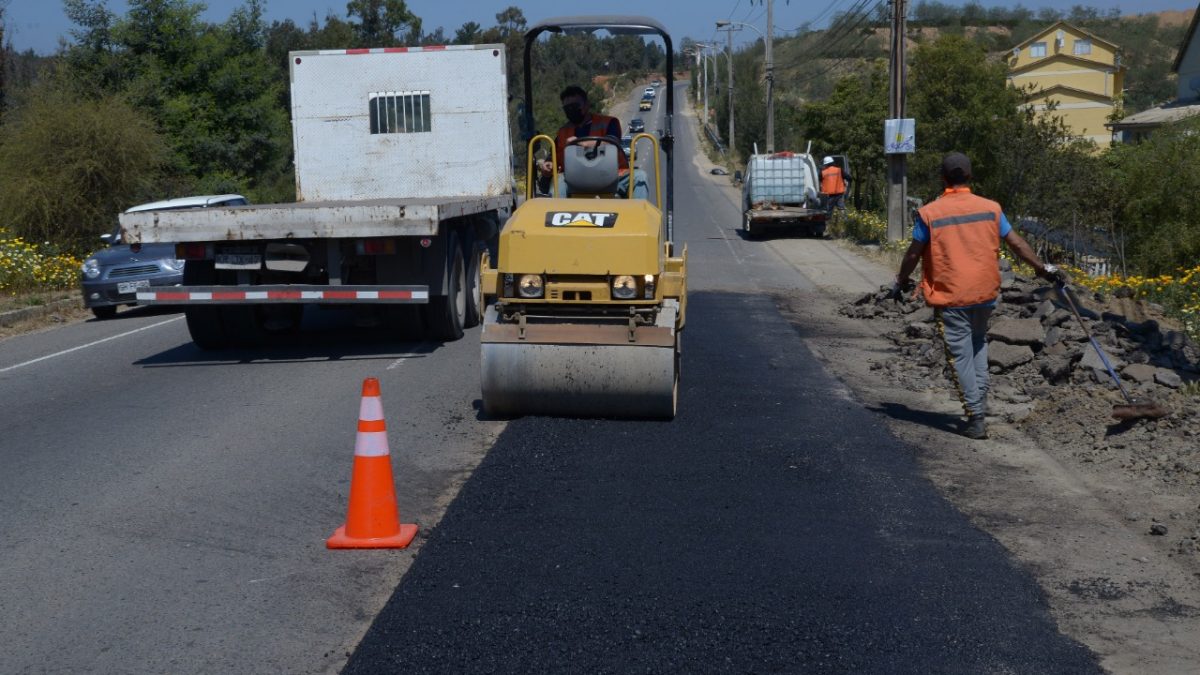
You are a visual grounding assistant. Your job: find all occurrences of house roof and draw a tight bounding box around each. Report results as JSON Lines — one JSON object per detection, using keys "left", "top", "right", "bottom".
{"left": 1008, "top": 52, "right": 1121, "bottom": 76}
{"left": 1012, "top": 20, "right": 1120, "bottom": 52}
{"left": 1024, "top": 83, "right": 1116, "bottom": 104}
{"left": 1172, "top": 5, "right": 1200, "bottom": 72}
{"left": 1105, "top": 100, "right": 1200, "bottom": 129}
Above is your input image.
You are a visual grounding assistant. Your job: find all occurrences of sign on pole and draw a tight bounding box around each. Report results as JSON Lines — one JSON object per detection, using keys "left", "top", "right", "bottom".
{"left": 884, "top": 118, "right": 916, "bottom": 154}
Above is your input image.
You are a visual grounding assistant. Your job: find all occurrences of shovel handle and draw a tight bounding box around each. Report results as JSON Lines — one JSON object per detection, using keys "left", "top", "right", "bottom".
{"left": 1056, "top": 281, "right": 1135, "bottom": 404}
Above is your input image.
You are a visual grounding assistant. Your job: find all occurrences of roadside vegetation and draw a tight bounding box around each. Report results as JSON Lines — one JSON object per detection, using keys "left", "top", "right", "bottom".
{"left": 0, "top": 231, "right": 81, "bottom": 294}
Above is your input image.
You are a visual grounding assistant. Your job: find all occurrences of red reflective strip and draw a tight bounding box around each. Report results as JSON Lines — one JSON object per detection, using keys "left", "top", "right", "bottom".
{"left": 383, "top": 47, "right": 408, "bottom": 53}
{"left": 154, "top": 292, "right": 190, "bottom": 301}
{"left": 358, "top": 419, "right": 387, "bottom": 432}
{"left": 424, "top": 45, "right": 446, "bottom": 51}
{"left": 212, "top": 291, "right": 246, "bottom": 301}
{"left": 378, "top": 291, "right": 413, "bottom": 299}
{"left": 345, "top": 48, "right": 370, "bottom": 54}
{"left": 267, "top": 291, "right": 302, "bottom": 300}
{"left": 325, "top": 290, "right": 357, "bottom": 300}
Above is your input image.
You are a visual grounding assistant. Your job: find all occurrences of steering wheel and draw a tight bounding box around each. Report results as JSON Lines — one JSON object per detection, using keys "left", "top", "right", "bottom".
{"left": 566, "top": 135, "right": 625, "bottom": 161}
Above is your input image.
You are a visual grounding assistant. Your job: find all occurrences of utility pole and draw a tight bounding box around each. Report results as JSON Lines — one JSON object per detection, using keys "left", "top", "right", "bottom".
{"left": 720, "top": 27, "right": 737, "bottom": 156}
{"left": 702, "top": 46, "right": 710, "bottom": 133}
{"left": 765, "top": 0, "right": 775, "bottom": 153}
{"left": 886, "top": 0, "right": 908, "bottom": 241}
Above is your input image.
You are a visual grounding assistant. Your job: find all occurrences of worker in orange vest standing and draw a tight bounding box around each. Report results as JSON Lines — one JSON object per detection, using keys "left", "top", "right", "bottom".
{"left": 819, "top": 156, "right": 847, "bottom": 217}
{"left": 893, "top": 152, "right": 1064, "bottom": 440}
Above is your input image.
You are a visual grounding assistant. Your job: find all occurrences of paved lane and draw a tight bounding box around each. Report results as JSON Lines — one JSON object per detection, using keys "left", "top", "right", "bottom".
{"left": 344, "top": 82, "right": 1099, "bottom": 672}
{"left": 0, "top": 309, "right": 503, "bottom": 673}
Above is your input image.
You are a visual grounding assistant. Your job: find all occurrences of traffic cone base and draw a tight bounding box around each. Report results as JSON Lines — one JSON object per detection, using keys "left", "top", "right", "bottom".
{"left": 327, "top": 522, "right": 418, "bottom": 549}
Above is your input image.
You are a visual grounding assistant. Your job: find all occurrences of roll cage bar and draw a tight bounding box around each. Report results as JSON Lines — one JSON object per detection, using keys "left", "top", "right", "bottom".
{"left": 522, "top": 15, "right": 675, "bottom": 243}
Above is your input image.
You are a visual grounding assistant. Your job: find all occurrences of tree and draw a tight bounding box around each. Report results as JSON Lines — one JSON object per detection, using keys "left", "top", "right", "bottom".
{"left": 1107, "top": 118, "right": 1200, "bottom": 275}
{"left": 795, "top": 63, "right": 890, "bottom": 209}
{"left": 494, "top": 7, "right": 526, "bottom": 38}
{"left": 907, "top": 35, "right": 1021, "bottom": 201}
{"left": 454, "top": 21, "right": 482, "bottom": 45}
{"left": 0, "top": 81, "right": 171, "bottom": 248}
{"left": 345, "top": 0, "right": 417, "bottom": 47}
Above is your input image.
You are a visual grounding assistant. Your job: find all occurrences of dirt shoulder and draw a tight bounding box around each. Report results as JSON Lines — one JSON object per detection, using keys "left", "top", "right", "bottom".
{"left": 760, "top": 236, "right": 1200, "bottom": 672}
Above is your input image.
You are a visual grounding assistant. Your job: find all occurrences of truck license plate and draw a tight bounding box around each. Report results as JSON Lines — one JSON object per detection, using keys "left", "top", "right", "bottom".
{"left": 117, "top": 279, "right": 150, "bottom": 295}
{"left": 215, "top": 254, "right": 262, "bottom": 270}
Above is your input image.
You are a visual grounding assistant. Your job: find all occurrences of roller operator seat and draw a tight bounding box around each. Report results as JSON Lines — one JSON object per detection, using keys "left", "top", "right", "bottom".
{"left": 553, "top": 138, "right": 650, "bottom": 201}
{"left": 562, "top": 140, "right": 622, "bottom": 198}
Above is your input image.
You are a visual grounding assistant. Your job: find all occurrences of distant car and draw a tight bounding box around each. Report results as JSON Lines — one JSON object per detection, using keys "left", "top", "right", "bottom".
{"left": 621, "top": 134, "right": 633, "bottom": 156}
{"left": 628, "top": 118, "right": 645, "bottom": 133}
{"left": 651, "top": 79, "right": 662, "bottom": 87}
{"left": 643, "top": 86, "right": 656, "bottom": 98}
{"left": 80, "top": 194, "right": 249, "bottom": 319}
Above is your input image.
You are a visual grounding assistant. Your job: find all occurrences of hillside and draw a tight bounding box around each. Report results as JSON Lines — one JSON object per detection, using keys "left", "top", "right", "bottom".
{"left": 767, "top": 8, "right": 1192, "bottom": 112}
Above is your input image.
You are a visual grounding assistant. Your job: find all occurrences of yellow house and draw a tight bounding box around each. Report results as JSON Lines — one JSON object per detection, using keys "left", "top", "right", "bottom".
{"left": 1007, "top": 21, "right": 1125, "bottom": 146}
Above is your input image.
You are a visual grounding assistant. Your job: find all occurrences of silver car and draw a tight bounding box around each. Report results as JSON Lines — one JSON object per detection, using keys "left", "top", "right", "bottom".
{"left": 80, "top": 194, "right": 247, "bottom": 319}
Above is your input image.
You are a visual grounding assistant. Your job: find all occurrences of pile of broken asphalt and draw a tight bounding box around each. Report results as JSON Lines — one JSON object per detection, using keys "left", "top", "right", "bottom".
{"left": 841, "top": 262, "right": 1200, "bottom": 561}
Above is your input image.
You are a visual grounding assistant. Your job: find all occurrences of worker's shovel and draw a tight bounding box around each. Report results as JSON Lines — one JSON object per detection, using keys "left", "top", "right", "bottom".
{"left": 1055, "top": 281, "right": 1169, "bottom": 421}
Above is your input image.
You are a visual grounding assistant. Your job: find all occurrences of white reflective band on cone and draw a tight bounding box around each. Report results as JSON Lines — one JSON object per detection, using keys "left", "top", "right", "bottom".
{"left": 354, "top": 431, "right": 390, "bottom": 457}
{"left": 359, "top": 396, "right": 384, "bottom": 421}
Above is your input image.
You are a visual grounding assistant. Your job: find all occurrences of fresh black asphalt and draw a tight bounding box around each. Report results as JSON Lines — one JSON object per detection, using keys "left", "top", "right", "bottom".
{"left": 343, "top": 291, "right": 1100, "bottom": 674}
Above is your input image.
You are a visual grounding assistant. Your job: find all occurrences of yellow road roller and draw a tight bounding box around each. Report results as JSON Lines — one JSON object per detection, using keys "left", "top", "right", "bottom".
{"left": 479, "top": 16, "right": 687, "bottom": 419}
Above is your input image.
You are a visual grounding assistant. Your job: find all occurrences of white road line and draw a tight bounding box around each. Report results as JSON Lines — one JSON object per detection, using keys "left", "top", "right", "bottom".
{"left": 385, "top": 342, "right": 432, "bottom": 370}
{"left": 0, "top": 316, "right": 184, "bottom": 374}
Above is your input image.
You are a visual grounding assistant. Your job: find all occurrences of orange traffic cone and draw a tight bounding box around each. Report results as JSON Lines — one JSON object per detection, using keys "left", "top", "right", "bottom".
{"left": 327, "top": 378, "right": 418, "bottom": 549}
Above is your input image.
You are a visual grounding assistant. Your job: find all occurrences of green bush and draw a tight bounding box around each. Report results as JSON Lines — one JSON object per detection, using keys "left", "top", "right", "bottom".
{"left": 0, "top": 81, "right": 170, "bottom": 252}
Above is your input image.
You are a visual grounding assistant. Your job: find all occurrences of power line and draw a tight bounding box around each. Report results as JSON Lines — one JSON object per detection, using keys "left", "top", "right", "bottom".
{"left": 782, "top": 24, "right": 883, "bottom": 85}
{"left": 777, "top": 0, "right": 855, "bottom": 34}
{"left": 777, "top": 0, "right": 881, "bottom": 67}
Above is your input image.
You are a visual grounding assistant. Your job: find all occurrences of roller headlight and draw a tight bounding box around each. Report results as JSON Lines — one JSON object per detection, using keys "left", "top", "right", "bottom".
{"left": 82, "top": 258, "right": 101, "bottom": 279}
{"left": 611, "top": 275, "right": 637, "bottom": 300}
{"left": 643, "top": 274, "right": 656, "bottom": 299}
{"left": 518, "top": 274, "right": 544, "bottom": 298}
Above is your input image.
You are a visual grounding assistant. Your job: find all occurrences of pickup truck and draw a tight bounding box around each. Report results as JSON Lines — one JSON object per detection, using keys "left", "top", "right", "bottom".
{"left": 741, "top": 151, "right": 827, "bottom": 238}
{"left": 121, "top": 44, "right": 515, "bottom": 348}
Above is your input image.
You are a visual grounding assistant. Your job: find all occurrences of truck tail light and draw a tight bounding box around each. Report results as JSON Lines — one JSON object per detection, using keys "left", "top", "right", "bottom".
{"left": 356, "top": 239, "right": 396, "bottom": 255}
{"left": 177, "top": 243, "right": 210, "bottom": 260}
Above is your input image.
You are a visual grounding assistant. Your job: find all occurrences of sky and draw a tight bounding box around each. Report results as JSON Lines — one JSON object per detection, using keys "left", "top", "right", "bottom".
{"left": 3, "top": 0, "right": 1197, "bottom": 56}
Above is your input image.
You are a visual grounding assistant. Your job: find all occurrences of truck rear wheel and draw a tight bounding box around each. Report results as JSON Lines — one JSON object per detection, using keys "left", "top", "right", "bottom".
{"left": 464, "top": 241, "right": 485, "bottom": 329}
{"left": 743, "top": 213, "right": 759, "bottom": 239}
{"left": 423, "top": 233, "right": 466, "bottom": 341}
{"left": 183, "top": 262, "right": 229, "bottom": 349}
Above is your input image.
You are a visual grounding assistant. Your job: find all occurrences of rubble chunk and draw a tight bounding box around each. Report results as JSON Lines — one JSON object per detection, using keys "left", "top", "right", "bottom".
{"left": 988, "top": 342, "right": 1034, "bottom": 370}
{"left": 1155, "top": 369, "right": 1183, "bottom": 389}
{"left": 988, "top": 318, "right": 1044, "bottom": 346}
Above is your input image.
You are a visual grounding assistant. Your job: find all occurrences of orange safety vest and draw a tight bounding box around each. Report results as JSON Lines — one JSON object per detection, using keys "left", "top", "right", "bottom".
{"left": 555, "top": 114, "right": 628, "bottom": 172}
{"left": 916, "top": 187, "right": 1003, "bottom": 308}
{"left": 820, "top": 165, "right": 845, "bottom": 195}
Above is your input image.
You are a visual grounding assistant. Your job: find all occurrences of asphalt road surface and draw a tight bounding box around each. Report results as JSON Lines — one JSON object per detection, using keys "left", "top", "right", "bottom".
{"left": 0, "top": 80, "right": 1099, "bottom": 674}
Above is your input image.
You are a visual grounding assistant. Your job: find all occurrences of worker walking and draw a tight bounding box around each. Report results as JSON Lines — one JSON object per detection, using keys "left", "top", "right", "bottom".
{"left": 820, "top": 156, "right": 847, "bottom": 217}
{"left": 893, "top": 152, "right": 1063, "bottom": 440}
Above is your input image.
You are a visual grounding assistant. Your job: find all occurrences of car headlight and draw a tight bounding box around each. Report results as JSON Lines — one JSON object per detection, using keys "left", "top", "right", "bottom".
{"left": 517, "top": 274, "right": 544, "bottom": 298}
{"left": 82, "top": 258, "right": 101, "bottom": 279}
{"left": 163, "top": 258, "right": 185, "bottom": 272}
{"left": 611, "top": 275, "right": 637, "bottom": 300}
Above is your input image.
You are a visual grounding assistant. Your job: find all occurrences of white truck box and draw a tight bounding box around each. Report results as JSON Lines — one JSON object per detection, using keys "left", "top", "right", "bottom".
{"left": 122, "top": 44, "right": 513, "bottom": 243}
